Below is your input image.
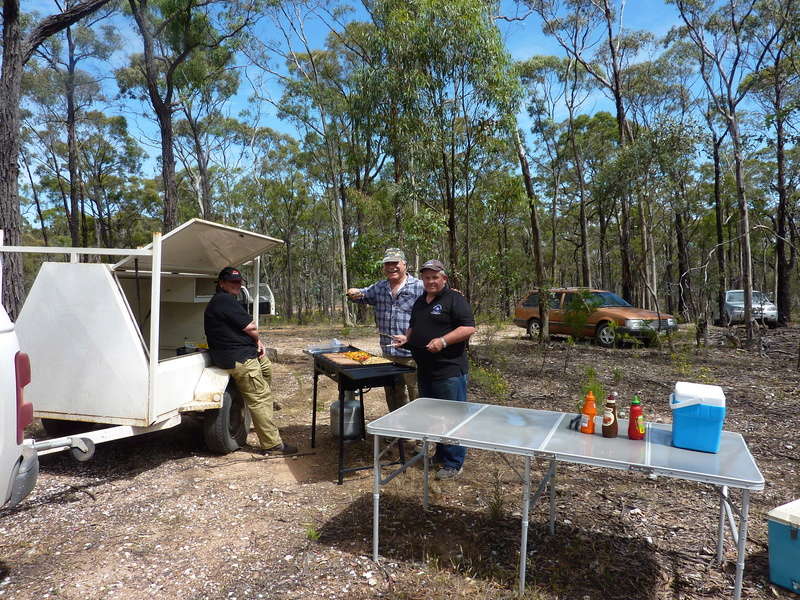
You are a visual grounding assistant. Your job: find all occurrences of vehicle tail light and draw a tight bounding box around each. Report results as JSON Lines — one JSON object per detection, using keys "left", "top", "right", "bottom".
{"left": 15, "top": 351, "right": 33, "bottom": 444}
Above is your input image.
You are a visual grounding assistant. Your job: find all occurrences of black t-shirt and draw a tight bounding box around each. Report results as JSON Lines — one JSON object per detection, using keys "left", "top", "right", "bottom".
{"left": 204, "top": 291, "right": 257, "bottom": 368}
{"left": 408, "top": 287, "right": 475, "bottom": 380}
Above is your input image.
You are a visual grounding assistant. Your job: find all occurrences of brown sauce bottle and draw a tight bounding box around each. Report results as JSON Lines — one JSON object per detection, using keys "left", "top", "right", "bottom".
{"left": 602, "top": 391, "right": 618, "bottom": 438}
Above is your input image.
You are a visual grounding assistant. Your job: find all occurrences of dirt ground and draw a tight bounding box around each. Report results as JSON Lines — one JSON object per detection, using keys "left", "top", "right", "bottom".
{"left": 1, "top": 322, "right": 798, "bottom": 600}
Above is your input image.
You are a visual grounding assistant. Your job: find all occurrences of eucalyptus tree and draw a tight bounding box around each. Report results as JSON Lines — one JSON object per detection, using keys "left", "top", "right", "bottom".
{"left": 27, "top": 2, "right": 119, "bottom": 247}
{"left": 746, "top": 0, "right": 800, "bottom": 325}
{"left": 371, "top": 0, "right": 519, "bottom": 290}
{"left": 246, "top": 5, "right": 391, "bottom": 326}
{"left": 0, "top": 0, "right": 115, "bottom": 317}
{"left": 118, "top": 0, "right": 259, "bottom": 232}
{"left": 529, "top": 0, "right": 653, "bottom": 302}
{"left": 77, "top": 111, "right": 147, "bottom": 247}
{"left": 518, "top": 55, "right": 568, "bottom": 282}
{"left": 671, "top": 0, "right": 792, "bottom": 342}
{"left": 172, "top": 46, "right": 240, "bottom": 220}
{"left": 251, "top": 133, "right": 310, "bottom": 321}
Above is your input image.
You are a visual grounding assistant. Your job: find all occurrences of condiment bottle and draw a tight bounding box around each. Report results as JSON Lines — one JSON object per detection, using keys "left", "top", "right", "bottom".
{"left": 628, "top": 395, "right": 646, "bottom": 440}
{"left": 579, "top": 390, "right": 597, "bottom": 434}
{"left": 602, "top": 391, "right": 618, "bottom": 438}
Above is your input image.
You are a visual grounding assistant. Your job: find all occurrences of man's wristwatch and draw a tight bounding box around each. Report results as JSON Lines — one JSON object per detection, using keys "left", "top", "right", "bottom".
{"left": 439, "top": 337, "right": 447, "bottom": 348}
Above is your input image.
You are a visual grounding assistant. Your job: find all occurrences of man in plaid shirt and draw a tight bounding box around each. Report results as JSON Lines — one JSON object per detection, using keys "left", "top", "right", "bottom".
{"left": 346, "top": 248, "right": 423, "bottom": 412}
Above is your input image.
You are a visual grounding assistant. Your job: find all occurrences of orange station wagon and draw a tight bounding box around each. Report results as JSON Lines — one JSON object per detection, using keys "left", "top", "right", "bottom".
{"left": 513, "top": 288, "right": 678, "bottom": 347}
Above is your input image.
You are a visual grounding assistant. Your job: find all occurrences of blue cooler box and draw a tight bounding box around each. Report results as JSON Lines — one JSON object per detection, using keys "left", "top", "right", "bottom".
{"left": 767, "top": 498, "right": 800, "bottom": 594}
{"left": 670, "top": 381, "right": 726, "bottom": 453}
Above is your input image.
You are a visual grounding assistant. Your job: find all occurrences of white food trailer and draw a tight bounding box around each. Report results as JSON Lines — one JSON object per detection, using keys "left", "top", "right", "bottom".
{"left": 1, "top": 219, "right": 283, "bottom": 460}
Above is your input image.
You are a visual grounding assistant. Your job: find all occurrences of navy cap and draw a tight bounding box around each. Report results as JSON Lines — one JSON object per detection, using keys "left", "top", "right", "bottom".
{"left": 218, "top": 266, "right": 246, "bottom": 283}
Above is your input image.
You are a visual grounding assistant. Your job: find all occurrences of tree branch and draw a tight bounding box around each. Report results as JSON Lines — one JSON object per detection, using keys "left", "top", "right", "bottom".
{"left": 23, "top": 0, "right": 114, "bottom": 64}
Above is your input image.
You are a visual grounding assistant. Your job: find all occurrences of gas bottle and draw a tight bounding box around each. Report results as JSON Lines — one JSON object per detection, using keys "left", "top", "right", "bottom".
{"left": 602, "top": 391, "right": 619, "bottom": 438}
{"left": 628, "top": 395, "right": 646, "bottom": 440}
{"left": 579, "top": 390, "right": 597, "bottom": 434}
{"left": 330, "top": 391, "right": 364, "bottom": 440}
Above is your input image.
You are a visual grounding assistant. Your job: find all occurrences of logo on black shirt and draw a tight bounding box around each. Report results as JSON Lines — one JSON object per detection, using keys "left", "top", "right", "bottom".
{"left": 431, "top": 304, "right": 443, "bottom": 315}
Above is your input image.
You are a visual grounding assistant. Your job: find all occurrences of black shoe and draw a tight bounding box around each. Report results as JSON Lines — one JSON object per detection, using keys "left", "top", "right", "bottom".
{"left": 273, "top": 401, "right": 283, "bottom": 411}
{"left": 262, "top": 442, "right": 298, "bottom": 455}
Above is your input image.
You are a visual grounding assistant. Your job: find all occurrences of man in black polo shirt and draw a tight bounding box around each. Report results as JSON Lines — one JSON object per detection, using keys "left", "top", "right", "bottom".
{"left": 204, "top": 266, "right": 296, "bottom": 455}
{"left": 392, "top": 259, "right": 476, "bottom": 480}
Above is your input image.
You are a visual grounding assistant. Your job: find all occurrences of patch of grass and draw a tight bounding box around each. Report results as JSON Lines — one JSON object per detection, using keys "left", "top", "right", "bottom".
{"left": 471, "top": 364, "right": 510, "bottom": 400}
{"left": 612, "top": 366, "right": 624, "bottom": 386}
{"left": 304, "top": 523, "right": 321, "bottom": 541}
{"left": 579, "top": 366, "right": 605, "bottom": 412}
{"left": 670, "top": 349, "right": 693, "bottom": 379}
{"left": 487, "top": 470, "right": 506, "bottom": 521}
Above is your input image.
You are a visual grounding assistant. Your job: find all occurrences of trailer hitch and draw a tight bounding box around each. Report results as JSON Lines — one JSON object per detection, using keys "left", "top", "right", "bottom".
{"left": 33, "top": 436, "right": 96, "bottom": 462}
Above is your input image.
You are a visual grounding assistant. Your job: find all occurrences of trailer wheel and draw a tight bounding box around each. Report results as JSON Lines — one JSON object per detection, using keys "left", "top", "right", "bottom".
{"left": 203, "top": 387, "right": 250, "bottom": 454}
{"left": 70, "top": 439, "right": 95, "bottom": 462}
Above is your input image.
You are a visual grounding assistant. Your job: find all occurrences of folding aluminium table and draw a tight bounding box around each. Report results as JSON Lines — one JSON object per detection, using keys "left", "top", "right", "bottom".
{"left": 367, "top": 398, "right": 764, "bottom": 599}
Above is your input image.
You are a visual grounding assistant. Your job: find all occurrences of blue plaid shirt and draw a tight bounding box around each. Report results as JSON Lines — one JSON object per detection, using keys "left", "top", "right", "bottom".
{"left": 354, "top": 275, "right": 424, "bottom": 357}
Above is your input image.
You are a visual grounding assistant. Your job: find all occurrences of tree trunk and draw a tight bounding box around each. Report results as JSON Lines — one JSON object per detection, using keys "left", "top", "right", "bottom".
{"left": 774, "top": 77, "right": 792, "bottom": 325}
{"left": 1, "top": 0, "right": 112, "bottom": 317}
{"left": 729, "top": 114, "right": 754, "bottom": 341}
{"left": 128, "top": 0, "right": 178, "bottom": 232}
{"left": 675, "top": 208, "right": 690, "bottom": 318}
{"left": 188, "top": 116, "right": 213, "bottom": 219}
{"left": 713, "top": 140, "right": 726, "bottom": 323}
{"left": 513, "top": 128, "right": 549, "bottom": 341}
{"left": 0, "top": 0, "right": 26, "bottom": 317}
{"left": 66, "top": 25, "right": 81, "bottom": 247}
{"left": 156, "top": 103, "right": 179, "bottom": 231}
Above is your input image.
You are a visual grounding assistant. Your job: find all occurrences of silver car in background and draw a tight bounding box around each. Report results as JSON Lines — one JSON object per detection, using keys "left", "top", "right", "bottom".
{"left": 719, "top": 289, "right": 778, "bottom": 327}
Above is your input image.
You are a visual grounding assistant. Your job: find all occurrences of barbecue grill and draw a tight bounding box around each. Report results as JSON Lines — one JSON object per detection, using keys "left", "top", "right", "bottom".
{"left": 306, "top": 344, "right": 416, "bottom": 484}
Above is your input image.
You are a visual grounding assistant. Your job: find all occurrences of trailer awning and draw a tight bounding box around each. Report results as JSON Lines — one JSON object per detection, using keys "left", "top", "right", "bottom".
{"left": 113, "top": 219, "right": 284, "bottom": 275}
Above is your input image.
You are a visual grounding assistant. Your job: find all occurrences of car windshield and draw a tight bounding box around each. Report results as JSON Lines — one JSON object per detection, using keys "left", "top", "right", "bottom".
{"left": 727, "top": 291, "right": 771, "bottom": 304}
{"left": 589, "top": 291, "right": 631, "bottom": 308}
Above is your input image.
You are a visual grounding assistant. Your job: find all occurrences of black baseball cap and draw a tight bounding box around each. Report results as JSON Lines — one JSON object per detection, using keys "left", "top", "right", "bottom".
{"left": 217, "top": 266, "right": 246, "bottom": 283}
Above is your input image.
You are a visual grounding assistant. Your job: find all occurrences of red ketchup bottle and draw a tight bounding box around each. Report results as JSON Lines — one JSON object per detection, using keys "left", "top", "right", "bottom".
{"left": 628, "top": 395, "right": 646, "bottom": 440}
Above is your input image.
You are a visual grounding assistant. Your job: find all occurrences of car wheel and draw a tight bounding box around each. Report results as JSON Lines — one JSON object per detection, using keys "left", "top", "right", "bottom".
{"left": 595, "top": 322, "right": 616, "bottom": 348}
{"left": 527, "top": 318, "right": 542, "bottom": 339}
{"left": 203, "top": 386, "right": 250, "bottom": 454}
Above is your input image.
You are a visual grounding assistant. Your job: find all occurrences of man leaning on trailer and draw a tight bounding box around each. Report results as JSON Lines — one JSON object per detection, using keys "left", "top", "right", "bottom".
{"left": 204, "top": 266, "right": 297, "bottom": 455}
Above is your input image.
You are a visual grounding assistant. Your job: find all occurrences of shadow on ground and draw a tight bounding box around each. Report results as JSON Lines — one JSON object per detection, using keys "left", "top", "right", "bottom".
{"left": 317, "top": 493, "right": 663, "bottom": 599}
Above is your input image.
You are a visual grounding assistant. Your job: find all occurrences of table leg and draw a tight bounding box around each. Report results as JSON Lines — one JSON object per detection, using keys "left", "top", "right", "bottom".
{"left": 716, "top": 485, "right": 728, "bottom": 563}
{"left": 423, "top": 441, "right": 430, "bottom": 509}
{"left": 373, "top": 433, "right": 381, "bottom": 561}
{"left": 337, "top": 385, "right": 345, "bottom": 485}
{"left": 311, "top": 370, "right": 319, "bottom": 448}
{"left": 519, "top": 456, "right": 531, "bottom": 594}
{"left": 548, "top": 459, "right": 556, "bottom": 535}
{"left": 733, "top": 489, "right": 751, "bottom": 600}
{"left": 359, "top": 388, "right": 367, "bottom": 440}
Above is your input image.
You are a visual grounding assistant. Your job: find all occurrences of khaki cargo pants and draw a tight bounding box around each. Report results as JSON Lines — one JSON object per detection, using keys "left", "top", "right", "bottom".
{"left": 227, "top": 355, "right": 282, "bottom": 449}
{"left": 383, "top": 355, "right": 417, "bottom": 412}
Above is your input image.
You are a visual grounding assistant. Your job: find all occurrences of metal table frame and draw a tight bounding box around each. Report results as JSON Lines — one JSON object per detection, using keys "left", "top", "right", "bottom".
{"left": 307, "top": 347, "right": 416, "bottom": 484}
{"left": 367, "top": 398, "right": 764, "bottom": 599}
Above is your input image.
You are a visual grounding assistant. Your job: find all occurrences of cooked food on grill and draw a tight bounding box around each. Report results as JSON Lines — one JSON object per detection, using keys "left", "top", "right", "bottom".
{"left": 343, "top": 350, "right": 372, "bottom": 363}
{"left": 363, "top": 356, "right": 392, "bottom": 365}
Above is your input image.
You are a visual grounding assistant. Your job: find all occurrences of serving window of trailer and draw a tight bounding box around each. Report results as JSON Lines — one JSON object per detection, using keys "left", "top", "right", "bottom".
{"left": 111, "top": 219, "right": 283, "bottom": 361}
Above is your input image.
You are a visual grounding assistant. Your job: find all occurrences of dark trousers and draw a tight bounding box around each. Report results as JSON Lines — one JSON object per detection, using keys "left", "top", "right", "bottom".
{"left": 418, "top": 374, "right": 468, "bottom": 470}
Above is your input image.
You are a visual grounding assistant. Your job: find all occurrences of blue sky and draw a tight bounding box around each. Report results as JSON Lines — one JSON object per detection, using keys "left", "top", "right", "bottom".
{"left": 24, "top": 0, "right": 687, "bottom": 179}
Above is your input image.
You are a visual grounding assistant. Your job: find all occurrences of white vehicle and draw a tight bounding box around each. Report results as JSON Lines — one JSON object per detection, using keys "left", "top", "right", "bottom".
{"left": 718, "top": 289, "right": 779, "bottom": 328}
{"left": 1, "top": 219, "right": 282, "bottom": 459}
{"left": 0, "top": 306, "right": 37, "bottom": 507}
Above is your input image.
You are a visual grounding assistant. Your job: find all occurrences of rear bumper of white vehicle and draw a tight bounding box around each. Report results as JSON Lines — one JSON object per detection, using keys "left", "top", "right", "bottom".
{"left": 4, "top": 444, "right": 39, "bottom": 508}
